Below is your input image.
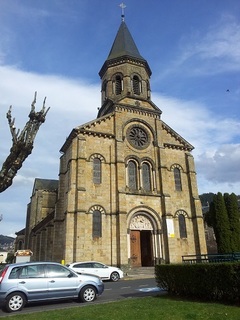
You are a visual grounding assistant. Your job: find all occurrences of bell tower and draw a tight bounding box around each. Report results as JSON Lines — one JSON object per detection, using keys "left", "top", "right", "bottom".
{"left": 98, "top": 17, "right": 152, "bottom": 110}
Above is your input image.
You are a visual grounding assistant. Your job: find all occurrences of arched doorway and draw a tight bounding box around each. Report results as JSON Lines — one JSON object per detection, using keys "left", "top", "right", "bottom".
{"left": 129, "top": 214, "right": 154, "bottom": 267}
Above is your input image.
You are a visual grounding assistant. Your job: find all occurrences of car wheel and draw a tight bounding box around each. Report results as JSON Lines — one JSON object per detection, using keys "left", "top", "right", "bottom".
{"left": 110, "top": 271, "right": 120, "bottom": 282}
{"left": 5, "top": 292, "right": 26, "bottom": 313}
{"left": 79, "top": 285, "right": 96, "bottom": 302}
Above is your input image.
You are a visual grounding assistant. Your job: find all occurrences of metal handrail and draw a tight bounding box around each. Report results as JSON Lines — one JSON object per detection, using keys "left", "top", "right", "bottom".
{"left": 182, "top": 252, "right": 240, "bottom": 264}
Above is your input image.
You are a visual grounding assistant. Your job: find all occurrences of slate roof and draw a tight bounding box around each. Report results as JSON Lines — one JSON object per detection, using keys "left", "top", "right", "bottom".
{"left": 32, "top": 178, "right": 58, "bottom": 194}
{"left": 107, "top": 21, "right": 145, "bottom": 61}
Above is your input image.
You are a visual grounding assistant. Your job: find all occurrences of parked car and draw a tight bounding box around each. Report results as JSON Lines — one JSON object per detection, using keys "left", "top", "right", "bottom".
{"left": 0, "top": 261, "right": 104, "bottom": 313}
{"left": 67, "top": 261, "right": 124, "bottom": 281}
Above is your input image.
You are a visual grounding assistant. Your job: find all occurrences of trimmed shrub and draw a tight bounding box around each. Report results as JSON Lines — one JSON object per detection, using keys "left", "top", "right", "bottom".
{"left": 155, "top": 262, "right": 240, "bottom": 303}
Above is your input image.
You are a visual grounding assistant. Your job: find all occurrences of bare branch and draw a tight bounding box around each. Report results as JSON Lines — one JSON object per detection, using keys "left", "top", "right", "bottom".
{"left": 31, "top": 91, "right": 37, "bottom": 111}
{"left": 0, "top": 92, "right": 50, "bottom": 193}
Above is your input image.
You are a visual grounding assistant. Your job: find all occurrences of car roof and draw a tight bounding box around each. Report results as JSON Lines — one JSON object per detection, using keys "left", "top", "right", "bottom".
{"left": 71, "top": 261, "right": 104, "bottom": 264}
{"left": 7, "top": 261, "right": 63, "bottom": 267}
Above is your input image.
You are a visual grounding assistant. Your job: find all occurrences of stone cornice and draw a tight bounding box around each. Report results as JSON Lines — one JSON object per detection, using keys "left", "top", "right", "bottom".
{"left": 116, "top": 103, "right": 161, "bottom": 119}
{"left": 162, "top": 121, "right": 194, "bottom": 151}
{"left": 80, "top": 113, "right": 114, "bottom": 130}
{"left": 77, "top": 129, "right": 114, "bottom": 139}
{"left": 163, "top": 143, "right": 193, "bottom": 151}
{"left": 99, "top": 55, "right": 152, "bottom": 78}
{"left": 60, "top": 113, "right": 114, "bottom": 153}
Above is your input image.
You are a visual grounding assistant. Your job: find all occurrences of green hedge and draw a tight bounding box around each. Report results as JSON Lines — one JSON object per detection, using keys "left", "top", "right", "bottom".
{"left": 155, "top": 262, "right": 240, "bottom": 303}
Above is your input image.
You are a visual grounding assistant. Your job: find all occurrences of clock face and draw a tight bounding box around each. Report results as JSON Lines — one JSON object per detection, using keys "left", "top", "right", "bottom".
{"left": 127, "top": 125, "right": 150, "bottom": 149}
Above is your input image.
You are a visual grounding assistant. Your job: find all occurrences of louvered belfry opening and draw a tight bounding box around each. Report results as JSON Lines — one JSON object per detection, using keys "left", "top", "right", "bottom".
{"left": 133, "top": 75, "right": 140, "bottom": 95}
{"left": 115, "top": 75, "right": 122, "bottom": 95}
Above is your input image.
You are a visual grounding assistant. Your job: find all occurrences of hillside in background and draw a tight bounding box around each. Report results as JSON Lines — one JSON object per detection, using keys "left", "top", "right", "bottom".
{"left": 0, "top": 235, "right": 15, "bottom": 249}
{"left": 200, "top": 193, "right": 240, "bottom": 207}
{"left": 199, "top": 193, "right": 215, "bottom": 206}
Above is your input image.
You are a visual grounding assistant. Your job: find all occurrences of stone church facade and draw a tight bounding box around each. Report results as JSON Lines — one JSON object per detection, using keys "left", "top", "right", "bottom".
{"left": 24, "top": 20, "right": 207, "bottom": 267}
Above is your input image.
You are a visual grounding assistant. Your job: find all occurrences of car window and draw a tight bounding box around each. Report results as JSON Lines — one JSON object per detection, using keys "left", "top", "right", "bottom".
{"left": 93, "top": 263, "right": 105, "bottom": 268}
{"left": 9, "top": 267, "right": 21, "bottom": 279}
{"left": 74, "top": 263, "right": 92, "bottom": 268}
{"left": 19, "top": 265, "right": 45, "bottom": 278}
{"left": 46, "top": 264, "right": 74, "bottom": 278}
{"left": 9, "top": 265, "right": 45, "bottom": 279}
{"left": 72, "top": 263, "right": 82, "bottom": 268}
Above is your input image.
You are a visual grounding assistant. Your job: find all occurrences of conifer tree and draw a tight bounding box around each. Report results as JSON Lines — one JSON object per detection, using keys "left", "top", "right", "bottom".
{"left": 211, "top": 192, "right": 232, "bottom": 253}
{"left": 224, "top": 193, "right": 240, "bottom": 252}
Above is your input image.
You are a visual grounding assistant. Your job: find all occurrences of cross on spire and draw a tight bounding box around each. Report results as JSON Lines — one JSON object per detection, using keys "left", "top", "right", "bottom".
{"left": 119, "top": 3, "right": 126, "bottom": 21}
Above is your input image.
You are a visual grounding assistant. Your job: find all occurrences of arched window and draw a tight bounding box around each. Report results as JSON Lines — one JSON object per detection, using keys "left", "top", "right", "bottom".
{"left": 18, "top": 240, "right": 23, "bottom": 250}
{"left": 132, "top": 75, "right": 141, "bottom": 95}
{"left": 146, "top": 80, "right": 151, "bottom": 99}
{"left": 93, "top": 210, "right": 102, "bottom": 238}
{"left": 174, "top": 167, "right": 182, "bottom": 191}
{"left": 102, "top": 80, "right": 107, "bottom": 101}
{"left": 115, "top": 75, "right": 122, "bottom": 95}
{"left": 93, "top": 158, "right": 101, "bottom": 184}
{"left": 142, "top": 162, "right": 151, "bottom": 191}
{"left": 178, "top": 214, "right": 187, "bottom": 238}
{"left": 128, "top": 161, "right": 137, "bottom": 190}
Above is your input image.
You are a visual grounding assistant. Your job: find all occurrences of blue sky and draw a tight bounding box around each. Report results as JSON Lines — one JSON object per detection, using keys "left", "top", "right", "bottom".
{"left": 0, "top": 0, "right": 239, "bottom": 237}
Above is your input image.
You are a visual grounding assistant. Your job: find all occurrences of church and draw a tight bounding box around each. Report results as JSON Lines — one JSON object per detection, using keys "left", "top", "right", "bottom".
{"left": 24, "top": 16, "right": 207, "bottom": 268}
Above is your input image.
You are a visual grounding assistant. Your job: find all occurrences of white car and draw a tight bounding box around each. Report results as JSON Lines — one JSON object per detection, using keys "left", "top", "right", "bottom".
{"left": 67, "top": 261, "right": 124, "bottom": 282}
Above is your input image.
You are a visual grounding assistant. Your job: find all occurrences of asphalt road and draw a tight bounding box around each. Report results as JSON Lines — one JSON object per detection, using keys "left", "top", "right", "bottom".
{"left": 0, "top": 278, "right": 166, "bottom": 317}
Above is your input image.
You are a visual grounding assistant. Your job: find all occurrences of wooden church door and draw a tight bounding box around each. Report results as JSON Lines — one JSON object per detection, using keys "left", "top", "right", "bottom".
{"left": 130, "top": 230, "right": 141, "bottom": 267}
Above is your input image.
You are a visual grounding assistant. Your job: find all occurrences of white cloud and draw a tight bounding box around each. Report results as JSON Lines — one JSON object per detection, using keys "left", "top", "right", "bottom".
{"left": 153, "top": 94, "right": 240, "bottom": 152}
{"left": 197, "top": 16, "right": 240, "bottom": 63}
{"left": 153, "top": 93, "right": 240, "bottom": 194}
{"left": 162, "top": 15, "right": 240, "bottom": 77}
{"left": 197, "top": 144, "right": 240, "bottom": 184}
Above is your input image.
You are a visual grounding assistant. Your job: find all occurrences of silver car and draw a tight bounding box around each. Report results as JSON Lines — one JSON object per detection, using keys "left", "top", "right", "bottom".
{"left": 0, "top": 261, "right": 104, "bottom": 313}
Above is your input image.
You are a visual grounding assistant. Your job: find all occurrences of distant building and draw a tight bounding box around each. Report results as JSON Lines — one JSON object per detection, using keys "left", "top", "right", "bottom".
{"left": 14, "top": 228, "right": 26, "bottom": 252}
{"left": 24, "top": 18, "right": 207, "bottom": 267}
{"left": 0, "top": 251, "right": 8, "bottom": 264}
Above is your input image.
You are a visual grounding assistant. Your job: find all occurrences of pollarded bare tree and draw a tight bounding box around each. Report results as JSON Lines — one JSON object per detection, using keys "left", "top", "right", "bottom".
{"left": 0, "top": 92, "right": 50, "bottom": 193}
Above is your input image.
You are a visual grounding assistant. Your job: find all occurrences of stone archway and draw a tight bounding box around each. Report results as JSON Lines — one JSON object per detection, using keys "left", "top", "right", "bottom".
{"left": 129, "top": 214, "right": 154, "bottom": 267}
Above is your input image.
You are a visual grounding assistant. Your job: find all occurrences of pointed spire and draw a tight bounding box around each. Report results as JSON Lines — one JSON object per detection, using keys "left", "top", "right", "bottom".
{"left": 99, "top": 13, "right": 151, "bottom": 78}
{"left": 107, "top": 21, "right": 145, "bottom": 61}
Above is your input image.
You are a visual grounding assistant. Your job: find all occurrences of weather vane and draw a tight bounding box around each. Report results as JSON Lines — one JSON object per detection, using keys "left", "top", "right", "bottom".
{"left": 119, "top": 3, "right": 126, "bottom": 21}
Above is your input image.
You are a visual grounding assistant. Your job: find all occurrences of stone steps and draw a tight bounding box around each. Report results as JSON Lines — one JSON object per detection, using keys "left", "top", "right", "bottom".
{"left": 124, "top": 267, "right": 155, "bottom": 279}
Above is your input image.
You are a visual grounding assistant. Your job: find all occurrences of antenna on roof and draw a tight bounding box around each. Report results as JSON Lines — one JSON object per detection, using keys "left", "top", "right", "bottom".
{"left": 119, "top": 3, "right": 126, "bottom": 21}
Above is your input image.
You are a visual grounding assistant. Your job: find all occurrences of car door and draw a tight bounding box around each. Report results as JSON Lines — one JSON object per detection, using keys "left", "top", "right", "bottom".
{"left": 45, "top": 264, "right": 79, "bottom": 299}
{"left": 71, "top": 262, "right": 93, "bottom": 275}
{"left": 14, "top": 264, "right": 48, "bottom": 301}
{"left": 91, "top": 262, "right": 110, "bottom": 279}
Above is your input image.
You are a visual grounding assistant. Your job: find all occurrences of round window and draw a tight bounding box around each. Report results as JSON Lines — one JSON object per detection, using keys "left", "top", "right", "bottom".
{"left": 127, "top": 125, "right": 150, "bottom": 149}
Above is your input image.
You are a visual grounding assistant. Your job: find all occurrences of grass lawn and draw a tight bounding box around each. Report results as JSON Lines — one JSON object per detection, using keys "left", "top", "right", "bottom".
{"left": 1, "top": 296, "right": 239, "bottom": 320}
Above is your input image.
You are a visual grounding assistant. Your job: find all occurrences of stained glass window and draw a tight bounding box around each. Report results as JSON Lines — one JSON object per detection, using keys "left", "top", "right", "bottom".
{"left": 174, "top": 167, "right": 182, "bottom": 191}
{"left": 93, "top": 210, "right": 102, "bottom": 238}
{"left": 128, "top": 161, "right": 137, "bottom": 190}
{"left": 178, "top": 214, "right": 187, "bottom": 238}
{"left": 142, "top": 163, "right": 151, "bottom": 191}
{"left": 93, "top": 158, "right": 101, "bottom": 184}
